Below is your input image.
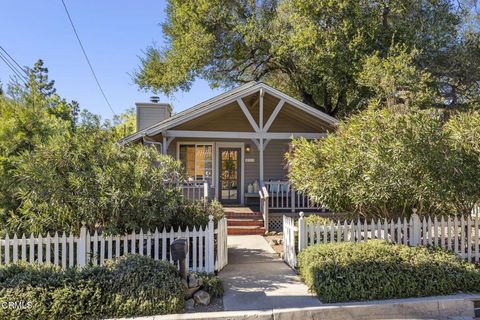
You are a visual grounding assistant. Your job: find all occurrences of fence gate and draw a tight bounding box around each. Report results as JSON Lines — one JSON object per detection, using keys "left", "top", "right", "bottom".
{"left": 283, "top": 215, "right": 297, "bottom": 268}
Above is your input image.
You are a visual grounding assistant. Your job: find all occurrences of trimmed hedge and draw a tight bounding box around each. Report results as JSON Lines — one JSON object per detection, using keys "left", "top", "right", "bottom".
{"left": 0, "top": 255, "right": 184, "bottom": 319}
{"left": 298, "top": 240, "right": 480, "bottom": 303}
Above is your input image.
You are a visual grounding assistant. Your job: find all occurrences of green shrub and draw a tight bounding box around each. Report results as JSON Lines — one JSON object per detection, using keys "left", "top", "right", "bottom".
{"left": 194, "top": 272, "right": 224, "bottom": 298}
{"left": 288, "top": 108, "right": 480, "bottom": 218}
{"left": 0, "top": 255, "right": 184, "bottom": 319}
{"left": 171, "top": 200, "right": 224, "bottom": 229}
{"left": 304, "top": 215, "right": 332, "bottom": 226}
{"left": 297, "top": 240, "right": 480, "bottom": 303}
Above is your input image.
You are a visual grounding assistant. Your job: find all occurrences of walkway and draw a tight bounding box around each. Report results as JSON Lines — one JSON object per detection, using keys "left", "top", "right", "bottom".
{"left": 219, "top": 235, "right": 321, "bottom": 311}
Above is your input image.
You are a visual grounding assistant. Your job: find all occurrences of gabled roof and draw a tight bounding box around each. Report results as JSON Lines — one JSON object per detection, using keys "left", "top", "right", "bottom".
{"left": 121, "top": 82, "right": 338, "bottom": 143}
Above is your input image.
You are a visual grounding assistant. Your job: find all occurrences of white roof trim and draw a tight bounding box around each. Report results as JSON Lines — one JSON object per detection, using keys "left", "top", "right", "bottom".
{"left": 121, "top": 82, "right": 337, "bottom": 143}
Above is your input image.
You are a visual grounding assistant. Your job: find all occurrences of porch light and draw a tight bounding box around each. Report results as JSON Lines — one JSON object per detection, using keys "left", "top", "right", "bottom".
{"left": 245, "top": 145, "right": 251, "bottom": 153}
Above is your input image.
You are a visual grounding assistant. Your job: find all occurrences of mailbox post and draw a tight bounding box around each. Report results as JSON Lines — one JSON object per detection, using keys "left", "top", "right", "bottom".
{"left": 170, "top": 238, "right": 189, "bottom": 279}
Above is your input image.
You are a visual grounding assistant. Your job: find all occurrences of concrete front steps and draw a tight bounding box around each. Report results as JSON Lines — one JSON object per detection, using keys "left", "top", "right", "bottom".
{"left": 224, "top": 207, "right": 266, "bottom": 235}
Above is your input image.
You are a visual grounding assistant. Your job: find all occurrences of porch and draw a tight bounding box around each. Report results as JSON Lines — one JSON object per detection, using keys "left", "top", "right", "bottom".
{"left": 181, "top": 180, "right": 328, "bottom": 232}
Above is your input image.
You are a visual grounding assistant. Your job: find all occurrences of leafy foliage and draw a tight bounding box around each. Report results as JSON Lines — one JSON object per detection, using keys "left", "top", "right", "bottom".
{"left": 297, "top": 240, "right": 480, "bottom": 303}
{"left": 11, "top": 121, "right": 186, "bottom": 234}
{"left": 193, "top": 272, "right": 224, "bottom": 298}
{"left": 0, "top": 255, "right": 184, "bottom": 319}
{"left": 171, "top": 200, "right": 224, "bottom": 230}
{"left": 1, "top": 60, "right": 214, "bottom": 236}
{"left": 288, "top": 108, "right": 480, "bottom": 218}
{"left": 135, "top": 0, "right": 479, "bottom": 116}
{"left": 304, "top": 215, "right": 333, "bottom": 226}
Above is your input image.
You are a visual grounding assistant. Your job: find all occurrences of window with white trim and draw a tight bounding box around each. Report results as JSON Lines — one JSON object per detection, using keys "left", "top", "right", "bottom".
{"left": 179, "top": 143, "right": 213, "bottom": 185}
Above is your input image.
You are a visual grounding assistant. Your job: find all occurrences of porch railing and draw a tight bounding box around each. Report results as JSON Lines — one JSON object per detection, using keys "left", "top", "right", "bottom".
{"left": 181, "top": 180, "right": 210, "bottom": 202}
{"left": 263, "top": 181, "right": 321, "bottom": 212}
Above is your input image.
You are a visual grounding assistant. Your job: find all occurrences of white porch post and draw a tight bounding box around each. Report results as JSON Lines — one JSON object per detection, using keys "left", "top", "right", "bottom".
{"left": 162, "top": 135, "right": 167, "bottom": 154}
{"left": 259, "top": 138, "right": 264, "bottom": 184}
{"left": 259, "top": 88, "right": 264, "bottom": 131}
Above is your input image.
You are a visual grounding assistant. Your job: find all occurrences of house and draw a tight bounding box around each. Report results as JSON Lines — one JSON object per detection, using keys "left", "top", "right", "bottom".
{"left": 121, "top": 82, "right": 338, "bottom": 232}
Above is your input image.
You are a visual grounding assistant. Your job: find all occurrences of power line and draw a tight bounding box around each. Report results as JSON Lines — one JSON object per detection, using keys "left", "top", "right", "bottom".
{"left": 60, "top": 0, "right": 116, "bottom": 116}
{"left": 0, "top": 46, "right": 28, "bottom": 76}
{"left": 0, "top": 49, "right": 28, "bottom": 84}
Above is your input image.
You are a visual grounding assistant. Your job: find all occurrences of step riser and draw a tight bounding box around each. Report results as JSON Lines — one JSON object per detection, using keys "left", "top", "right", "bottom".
{"left": 227, "top": 220, "right": 264, "bottom": 227}
{"left": 225, "top": 213, "right": 263, "bottom": 219}
{"left": 227, "top": 229, "right": 265, "bottom": 235}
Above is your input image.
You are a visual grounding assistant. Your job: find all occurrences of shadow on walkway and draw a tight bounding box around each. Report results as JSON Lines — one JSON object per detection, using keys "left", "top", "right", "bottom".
{"left": 219, "top": 235, "right": 321, "bottom": 311}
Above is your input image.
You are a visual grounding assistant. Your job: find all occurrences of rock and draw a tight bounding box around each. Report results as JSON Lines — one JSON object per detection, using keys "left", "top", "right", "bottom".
{"left": 185, "top": 285, "right": 200, "bottom": 299}
{"left": 182, "top": 279, "right": 188, "bottom": 289}
{"left": 193, "top": 290, "right": 211, "bottom": 306}
{"left": 198, "top": 277, "right": 204, "bottom": 287}
{"left": 269, "top": 239, "right": 278, "bottom": 246}
{"left": 188, "top": 274, "right": 200, "bottom": 288}
{"left": 185, "top": 298, "right": 194, "bottom": 310}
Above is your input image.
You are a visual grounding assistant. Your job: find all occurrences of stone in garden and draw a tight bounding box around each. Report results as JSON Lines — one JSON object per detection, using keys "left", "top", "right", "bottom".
{"left": 185, "top": 298, "right": 194, "bottom": 310}
{"left": 193, "top": 290, "right": 211, "bottom": 306}
{"left": 198, "top": 277, "right": 203, "bottom": 287}
{"left": 188, "top": 273, "right": 200, "bottom": 288}
{"left": 182, "top": 279, "right": 188, "bottom": 289}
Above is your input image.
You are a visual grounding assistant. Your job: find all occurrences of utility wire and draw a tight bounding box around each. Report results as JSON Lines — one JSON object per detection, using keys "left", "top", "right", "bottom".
{"left": 0, "top": 49, "right": 28, "bottom": 84}
{"left": 60, "top": 0, "right": 116, "bottom": 116}
{"left": 0, "top": 46, "right": 28, "bottom": 76}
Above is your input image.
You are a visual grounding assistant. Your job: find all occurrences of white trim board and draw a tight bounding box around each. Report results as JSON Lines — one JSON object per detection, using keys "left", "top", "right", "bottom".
{"left": 167, "top": 130, "right": 327, "bottom": 140}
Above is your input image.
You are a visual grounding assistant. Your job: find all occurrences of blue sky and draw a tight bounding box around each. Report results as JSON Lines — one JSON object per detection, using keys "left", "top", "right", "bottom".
{"left": 0, "top": 0, "right": 224, "bottom": 119}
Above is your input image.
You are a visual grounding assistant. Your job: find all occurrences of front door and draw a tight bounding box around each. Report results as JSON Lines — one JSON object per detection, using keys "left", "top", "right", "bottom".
{"left": 218, "top": 148, "right": 241, "bottom": 204}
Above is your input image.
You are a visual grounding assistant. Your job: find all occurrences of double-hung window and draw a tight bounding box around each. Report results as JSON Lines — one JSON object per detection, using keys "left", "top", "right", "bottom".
{"left": 178, "top": 143, "right": 213, "bottom": 185}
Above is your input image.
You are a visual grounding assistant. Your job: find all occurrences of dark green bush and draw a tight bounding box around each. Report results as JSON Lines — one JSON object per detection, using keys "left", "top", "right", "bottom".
{"left": 194, "top": 272, "right": 224, "bottom": 298}
{"left": 298, "top": 240, "right": 480, "bottom": 303}
{"left": 0, "top": 255, "right": 184, "bottom": 319}
{"left": 170, "top": 200, "right": 224, "bottom": 229}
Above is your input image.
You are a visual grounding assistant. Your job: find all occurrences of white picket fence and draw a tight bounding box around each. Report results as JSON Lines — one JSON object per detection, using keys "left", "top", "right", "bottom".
{"left": 283, "top": 212, "right": 480, "bottom": 268}
{"left": 0, "top": 216, "right": 228, "bottom": 273}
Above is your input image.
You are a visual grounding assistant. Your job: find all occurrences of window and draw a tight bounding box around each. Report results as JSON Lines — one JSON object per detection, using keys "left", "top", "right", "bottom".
{"left": 179, "top": 143, "right": 213, "bottom": 184}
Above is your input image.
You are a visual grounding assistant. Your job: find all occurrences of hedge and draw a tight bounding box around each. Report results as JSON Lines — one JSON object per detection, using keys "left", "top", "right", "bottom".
{"left": 297, "top": 240, "right": 480, "bottom": 303}
{"left": 0, "top": 255, "right": 184, "bottom": 319}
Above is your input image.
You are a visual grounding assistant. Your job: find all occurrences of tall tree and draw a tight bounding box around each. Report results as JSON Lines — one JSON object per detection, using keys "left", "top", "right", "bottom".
{"left": 135, "top": 0, "right": 479, "bottom": 117}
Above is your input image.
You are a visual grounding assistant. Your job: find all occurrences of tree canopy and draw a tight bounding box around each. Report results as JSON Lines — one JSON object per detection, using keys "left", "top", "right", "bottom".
{"left": 0, "top": 60, "right": 215, "bottom": 235}
{"left": 135, "top": 0, "right": 480, "bottom": 117}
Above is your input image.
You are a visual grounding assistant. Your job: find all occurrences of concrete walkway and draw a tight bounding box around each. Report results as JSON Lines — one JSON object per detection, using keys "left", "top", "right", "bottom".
{"left": 219, "top": 235, "right": 321, "bottom": 311}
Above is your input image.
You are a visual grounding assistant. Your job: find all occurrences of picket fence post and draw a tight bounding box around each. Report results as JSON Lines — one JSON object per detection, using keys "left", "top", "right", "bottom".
{"left": 207, "top": 215, "right": 215, "bottom": 273}
{"left": 411, "top": 210, "right": 421, "bottom": 247}
{"left": 298, "top": 212, "right": 306, "bottom": 252}
{"left": 77, "top": 222, "right": 87, "bottom": 267}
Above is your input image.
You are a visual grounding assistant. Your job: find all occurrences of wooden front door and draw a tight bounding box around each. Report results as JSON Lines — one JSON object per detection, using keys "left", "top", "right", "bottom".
{"left": 218, "top": 148, "right": 241, "bottom": 204}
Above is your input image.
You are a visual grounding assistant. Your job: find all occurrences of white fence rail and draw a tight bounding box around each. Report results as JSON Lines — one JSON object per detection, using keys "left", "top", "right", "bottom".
{"left": 284, "top": 212, "right": 480, "bottom": 268}
{"left": 0, "top": 216, "right": 228, "bottom": 273}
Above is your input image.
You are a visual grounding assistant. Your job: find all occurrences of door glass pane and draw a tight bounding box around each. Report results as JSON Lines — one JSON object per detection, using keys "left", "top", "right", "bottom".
{"left": 219, "top": 149, "right": 240, "bottom": 202}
